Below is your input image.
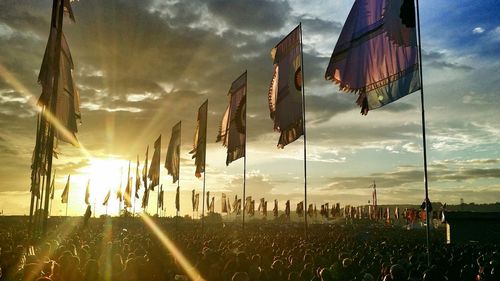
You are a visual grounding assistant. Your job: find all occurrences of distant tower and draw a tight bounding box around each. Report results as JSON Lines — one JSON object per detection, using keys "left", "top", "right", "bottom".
{"left": 460, "top": 198, "right": 464, "bottom": 205}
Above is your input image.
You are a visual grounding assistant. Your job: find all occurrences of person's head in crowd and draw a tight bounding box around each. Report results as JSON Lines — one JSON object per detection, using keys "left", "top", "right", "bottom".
{"left": 231, "top": 271, "right": 249, "bottom": 281}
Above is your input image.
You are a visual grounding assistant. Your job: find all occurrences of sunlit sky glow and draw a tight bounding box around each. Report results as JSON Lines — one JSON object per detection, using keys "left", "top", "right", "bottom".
{"left": 0, "top": 0, "right": 499, "bottom": 216}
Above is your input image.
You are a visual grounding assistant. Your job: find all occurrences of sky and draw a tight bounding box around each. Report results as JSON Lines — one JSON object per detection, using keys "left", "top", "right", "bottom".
{"left": 0, "top": 0, "right": 499, "bottom": 216}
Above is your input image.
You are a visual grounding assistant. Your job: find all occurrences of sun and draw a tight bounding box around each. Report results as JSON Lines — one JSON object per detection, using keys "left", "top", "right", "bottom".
{"left": 63, "top": 156, "right": 139, "bottom": 216}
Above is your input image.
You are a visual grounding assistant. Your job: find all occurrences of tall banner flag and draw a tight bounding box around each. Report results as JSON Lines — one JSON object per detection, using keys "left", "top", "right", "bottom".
{"left": 84, "top": 179, "right": 90, "bottom": 205}
{"left": 190, "top": 100, "right": 208, "bottom": 178}
{"left": 143, "top": 146, "right": 149, "bottom": 191}
{"left": 285, "top": 200, "right": 290, "bottom": 218}
{"left": 221, "top": 193, "right": 228, "bottom": 213}
{"left": 273, "top": 200, "right": 278, "bottom": 217}
{"left": 191, "top": 189, "right": 196, "bottom": 212}
{"left": 166, "top": 122, "right": 181, "bottom": 183}
{"left": 175, "top": 185, "right": 180, "bottom": 212}
{"left": 148, "top": 135, "right": 161, "bottom": 190}
{"left": 232, "top": 195, "right": 238, "bottom": 212}
{"left": 236, "top": 199, "right": 242, "bottom": 215}
{"left": 158, "top": 184, "right": 164, "bottom": 210}
{"left": 50, "top": 171, "right": 55, "bottom": 200}
{"left": 308, "top": 204, "right": 313, "bottom": 217}
{"left": 325, "top": 0, "right": 420, "bottom": 115}
{"left": 210, "top": 197, "right": 215, "bottom": 213}
{"left": 124, "top": 161, "right": 132, "bottom": 208}
{"left": 103, "top": 189, "right": 111, "bottom": 206}
{"left": 38, "top": 0, "right": 80, "bottom": 145}
{"left": 296, "top": 201, "right": 304, "bottom": 217}
{"left": 268, "top": 25, "right": 303, "bottom": 148}
{"left": 227, "top": 197, "right": 232, "bottom": 213}
{"left": 61, "top": 174, "right": 70, "bottom": 203}
{"left": 263, "top": 201, "right": 268, "bottom": 217}
{"left": 217, "top": 72, "right": 247, "bottom": 165}
{"left": 142, "top": 146, "right": 149, "bottom": 209}
{"left": 135, "top": 155, "right": 141, "bottom": 199}
{"left": 206, "top": 191, "right": 210, "bottom": 211}
{"left": 245, "top": 196, "right": 252, "bottom": 214}
{"left": 194, "top": 193, "right": 200, "bottom": 212}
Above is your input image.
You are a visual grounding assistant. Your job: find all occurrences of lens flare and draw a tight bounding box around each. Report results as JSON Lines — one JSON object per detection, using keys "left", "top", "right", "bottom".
{"left": 140, "top": 214, "right": 205, "bottom": 281}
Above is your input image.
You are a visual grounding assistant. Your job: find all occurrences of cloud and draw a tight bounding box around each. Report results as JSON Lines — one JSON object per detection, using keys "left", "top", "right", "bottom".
{"left": 472, "top": 27, "right": 485, "bottom": 34}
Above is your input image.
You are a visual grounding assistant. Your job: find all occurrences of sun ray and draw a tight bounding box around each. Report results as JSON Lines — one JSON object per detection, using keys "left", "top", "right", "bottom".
{"left": 140, "top": 214, "right": 205, "bottom": 281}
{"left": 0, "top": 63, "right": 92, "bottom": 159}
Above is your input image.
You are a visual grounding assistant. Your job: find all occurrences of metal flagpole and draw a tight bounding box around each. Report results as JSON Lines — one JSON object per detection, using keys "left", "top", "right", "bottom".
{"left": 201, "top": 101, "right": 208, "bottom": 233}
{"left": 415, "top": 0, "right": 431, "bottom": 267}
{"left": 178, "top": 121, "right": 182, "bottom": 218}
{"left": 242, "top": 71, "right": 247, "bottom": 231}
{"left": 299, "top": 23, "right": 308, "bottom": 238}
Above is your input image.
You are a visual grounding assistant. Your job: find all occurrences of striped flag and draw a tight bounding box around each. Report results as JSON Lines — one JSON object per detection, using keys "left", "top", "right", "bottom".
{"left": 61, "top": 174, "right": 70, "bottom": 203}
{"left": 268, "top": 25, "right": 304, "bottom": 148}
{"left": 217, "top": 72, "right": 247, "bottom": 165}
{"left": 190, "top": 100, "right": 208, "bottom": 178}
{"left": 166, "top": 122, "right": 181, "bottom": 183}
{"left": 148, "top": 136, "right": 161, "bottom": 190}
{"left": 325, "top": 0, "right": 420, "bottom": 115}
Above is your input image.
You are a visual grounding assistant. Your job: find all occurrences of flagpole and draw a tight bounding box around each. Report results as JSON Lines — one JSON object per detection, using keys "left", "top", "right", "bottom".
{"left": 242, "top": 71, "right": 247, "bottom": 231}
{"left": 201, "top": 102, "right": 208, "bottom": 234}
{"left": 299, "top": 23, "right": 309, "bottom": 238}
{"left": 178, "top": 121, "right": 182, "bottom": 218}
{"left": 415, "top": 0, "right": 431, "bottom": 267}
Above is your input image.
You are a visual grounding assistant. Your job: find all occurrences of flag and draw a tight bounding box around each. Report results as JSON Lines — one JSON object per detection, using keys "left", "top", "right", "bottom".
{"left": 83, "top": 205, "right": 91, "bottom": 227}
{"left": 142, "top": 146, "right": 149, "bottom": 209}
{"left": 308, "top": 204, "right": 313, "bottom": 217}
{"left": 38, "top": 0, "right": 80, "bottom": 145}
{"left": 210, "top": 197, "right": 215, "bottom": 213}
{"left": 249, "top": 200, "right": 255, "bottom": 216}
{"left": 325, "top": 0, "right": 420, "bottom": 115}
{"left": 217, "top": 72, "right": 247, "bottom": 165}
{"left": 227, "top": 197, "right": 232, "bottom": 213}
{"left": 61, "top": 174, "right": 70, "bottom": 203}
{"left": 258, "top": 198, "right": 264, "bottom": 212}
{"left": 296, "top": 201, "right": 304, "bottom": 217}
{"left": 395, "top": 207, "right": 400, "bottom": 220}
{"left": 236, "top": 199, "right": 242, "bottom": 215}
{"left": 124, "top": 161, "right": 132, "bottom": 208}
{"left": 158, "top": 185, "right": 164, "bottom": 210}
{"left": 191, "top": 189, "right": 196, "bottom": 212}
{"left": 143, "top": 146, "right": 149, "bottom": 191}
{"left": 190, "top": 100, "right": 208, "bottom": 177}
{"left": 285, "top": 200, "right": 290, "bottom": 217}
{"left": 175, "top": 185, "right": 180, "bottom": 212}
{"left": 84, "top": 179, "right": 90, "bottom": 205}
{"left": 116, "top": 184, "right": 122, "bottom": 202}
{"left": 268, "top": 25, "right": 304, "bottom": 148}
{"left": 245, "top": 196, "right": 252, "bottom": 214}
{"left": 135, "top": 155, "right": 141, "bottom": 199}
{"left": 141, "top": 184, "right": 149, "bottom": 209}
{"left": 221, "top": 193, "right": 228, "bottom": 213}
{"left": 273, "top": 200, "right": 278, "bottom": 217}
{"left": 165, "top": 121, "right": 181, "bottom": 183}
{"left": 206, "top": 191, "right": 210, "bottom": 211}
{"left": 194, "top": 193, "right": 200, "bottom": 212}
{"left": 148, "top": 135, "right": 161, "bottom": 190}
{"left": 50, "top": 170, "right": 56, "bottom": 200}
{"left": 263, "top": 201, "right": 267, "bottom": 217}
{"left": 232, "top": 195, "right": 238, "bottom": 212}
{"left": 103, "top": 189, "right": 111, "bottom": 206}
{"left": 314, "top": 204, "right": 317, "bottom": 217}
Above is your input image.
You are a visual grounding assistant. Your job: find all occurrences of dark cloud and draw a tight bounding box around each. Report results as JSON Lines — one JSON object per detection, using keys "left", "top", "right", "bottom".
{"left": 321, "top": 161, "right": 500, "bottom": 191}
{"left": 205, "top": 0, "right": 292, "bottom": 32}
{"left": 423, "top": 50, "right": 474, "bottom": 71}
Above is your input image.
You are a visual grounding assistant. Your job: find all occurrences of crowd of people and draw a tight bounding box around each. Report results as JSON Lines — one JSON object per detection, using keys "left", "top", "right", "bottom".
{"left": 0, "top": 216, "right": 498, "bottom": 281}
